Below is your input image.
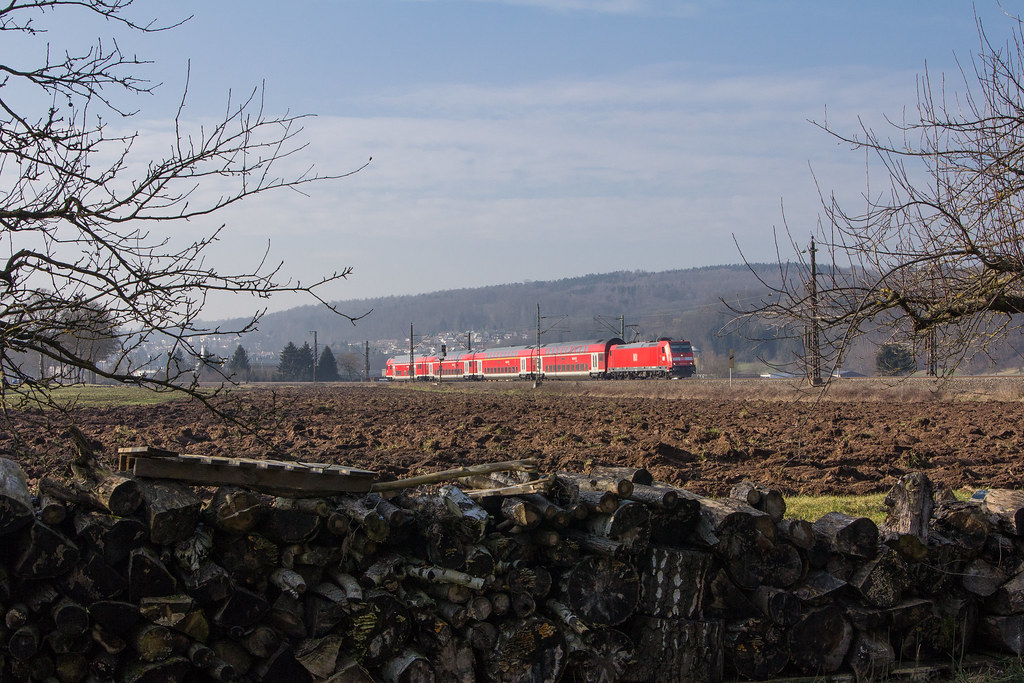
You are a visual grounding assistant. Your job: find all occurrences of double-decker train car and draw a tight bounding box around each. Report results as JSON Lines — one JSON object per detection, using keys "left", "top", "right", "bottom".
{"left": 385, "top": 336, "right": 696, "bottom": 380}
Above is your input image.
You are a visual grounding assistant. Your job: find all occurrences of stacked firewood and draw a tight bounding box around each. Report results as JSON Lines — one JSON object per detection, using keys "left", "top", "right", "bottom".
{"left": 0, "top": 453, "right": 1023, "bottom": 682}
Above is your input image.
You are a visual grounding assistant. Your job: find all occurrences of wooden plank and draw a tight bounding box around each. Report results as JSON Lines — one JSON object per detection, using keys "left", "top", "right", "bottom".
{"left": 124, "top": 453, "right": 376, "bottom": 496}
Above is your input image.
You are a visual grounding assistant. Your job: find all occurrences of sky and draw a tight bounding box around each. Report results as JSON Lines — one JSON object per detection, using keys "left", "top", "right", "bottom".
{"left": 19, "top": 1, "right": 1022, "bottom": 320}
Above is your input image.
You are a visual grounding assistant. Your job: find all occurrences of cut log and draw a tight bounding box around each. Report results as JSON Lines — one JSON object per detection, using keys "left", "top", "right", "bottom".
{"left": 203, "top": 486, "right": 266, "bottom": 534}
{"left": 249, "top": 641, "right": 312, "bottom": 682}
{"left": 336, "top": 496, "right": 390, "bottom": 542}
{"left": 882, "top": 471, "right": 933, "bottom": 542}
{"left": 962, "top": 557, "right": 1008, "bottom": 598}
{"left": 424, "top": 521, "right": 467, "bottom": 570}
{"left": 70, "top": 456, "right": 142, "bottom": 517}
{"left": 752, "top": 585, "right": 801, "bottom": 627}
{"left": 565, "top": 627, "right": 634, "bottom": 683}
{"left": 51, "top": 597, "right": 89, "bottom": 637}
{"left": 589, "top": 466, "right": 653, "bottom": 486}
{"left": 294, "top": 632, "right": 345, "bottom": 679}
{"left": 439, "top": 485, "right": 490, "bottom": 542}
{"left": 791, "top": 570, "right": 849, "bottom": 606}
{"left": 723, "top": 618, "right": 788, "bottom": 680}
{"left": 135, "top": 478, "right": 203, "bottom": 545}
{"left": 259, "top": 506, "right": 321, "bottom": 545}
{"left": 987, "top": 568, "right": 1024, "bottom": 615}
{"left": 138, "top": 594, "right": 209, "bottom": 642}
{"left": 12, "top": 520, "right": 80, "bottom": 578}
{"left": 498, "top": 496, "right": 543, "bottom": 529}
{"left": 379, "top": 648, "right": 435, "bottom": 683}
{"left": 625, "top": 483, "right": 681, "bottom": 511}
{"left": 72, "top": 510, "right": 147, "bottom": 565}
{"left": 848, "top": 545, "right": 909, "bottom": 608}
{"left": 266, "top": 591, "right": 308, "bottom": 640}
{"left": 210, "top": 585, "right": 269, "bottom": 632}
{"left": 637, "top": 545, "right": 712, "bottom": 620}
{"left": 576, "top": 489, "right": 620, "bottom": 515}
{"left": 623, "top": 616, "right": 723, "bottom": 683}
{"left": 180, "top": 559, "right": 232, "bottom": 605}
{"left": 129, "top": 621, "right": 175, "bottom": 662}
{"left": 88, "top": 600, "right": 140, "bottom": 636}
{"left": 128, "top": 546, "right": 177, "bottom": 602}
{"left": 557, "top": 472, "right": 633, "bottom": 498}
{"left": 931, "top": 500, "right": 988, "bottom": 556}
{"left": 703, "top": 568, "right": 759, "bottom": 621}
{"left": 845, "top": 629, "right": 896, "bottom": 682}
{"left": 562, "top": 555, "right": 639, "bottom": 628}
{"left": 975, "top": 488, "right": 1024, "bottom": 536}
{"left": 57, "top": 550, "right": 126, "bottom": 603}
{"left": 120, "top": 656, "right": 191, "bottom": 683}
{"left": 729, "top": 480, "right": 786, "bottom": 522}
{"left": 8, "top": 624, "right": 40, "bottom": 661}
{"left": 348, "top": 589, "right": 412, "bottom": 664}
{"left": 213, "top": 532, "right": 279, "bottom": 591}
{"left": 37, "top": 490, "right": 67, "bottom": 526}
{"left": 584, "top": 500, "right": 651, "bottom": 553}
{"left": 776, "top": 517, "right": 816, "bottom": 550}
{"left": 430, "top": 639, "right": 475, "bottom": 683}
{"left": 485, "top": 616, "right": 567, "bottom": 683}
{"left": 462, "top": 620, "right": 499, "bottom": 651}
{"left": 978, "top": 614, "right": 1024, "bottom": 655}
{"left": 786, "top": 604, "right": 853, "bottom": 674}
{"left": 812, "top": 511, "right": 878, "bottom": 559}
{"left": 676, "top": 490, "right": 777, "bottom": 589}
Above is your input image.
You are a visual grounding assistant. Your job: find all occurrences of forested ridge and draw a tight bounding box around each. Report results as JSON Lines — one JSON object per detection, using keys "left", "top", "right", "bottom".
{"left": 219, "top": 265, "right": 791, "bottom": 368}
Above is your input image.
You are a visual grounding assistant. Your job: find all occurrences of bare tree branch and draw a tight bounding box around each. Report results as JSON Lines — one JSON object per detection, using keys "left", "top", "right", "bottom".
{"left": 0, "top": 0, "right": 368, "bottom": 447}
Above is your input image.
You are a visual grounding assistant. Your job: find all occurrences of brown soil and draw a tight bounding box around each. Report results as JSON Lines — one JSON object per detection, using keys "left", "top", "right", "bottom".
{"left": 5, "top": 379, "right": 1024, "bottom": 497}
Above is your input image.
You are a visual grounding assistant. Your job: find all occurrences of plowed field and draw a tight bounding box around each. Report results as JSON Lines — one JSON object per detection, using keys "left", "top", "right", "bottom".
{"left": 5, "top": 378, "right": 1024, "bottom": 497}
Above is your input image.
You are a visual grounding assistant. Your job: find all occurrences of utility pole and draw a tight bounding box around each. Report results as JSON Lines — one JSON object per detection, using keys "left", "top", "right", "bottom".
{"left": 534, "top": 304, "right": 542, "bottom": 386}
{"left": 619, "top": 315, "right": 625, "bottom": 339}
{"left": 310, "top": 330, "right": 318, "bottom": 383}
{"left": 364, "top": 341, "right": 370, "bottom": 382}
{"left": 410, "top": 323, "right": 416, "bottom": 381}
{"left": 808, "top": 237, "right": 822, "bottom": 386}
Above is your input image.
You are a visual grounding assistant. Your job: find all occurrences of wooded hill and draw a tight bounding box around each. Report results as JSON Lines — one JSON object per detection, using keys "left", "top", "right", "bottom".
{"left": 213, "top": 263, "right": 1024, "bottom": 377}
{"left": 224, "top": 265, "right": 797, "bottom": 373}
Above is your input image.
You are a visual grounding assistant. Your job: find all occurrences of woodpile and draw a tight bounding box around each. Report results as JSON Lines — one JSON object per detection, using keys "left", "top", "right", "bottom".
{"left": 0, "top": 451, "right": 1023, "bottom": 682}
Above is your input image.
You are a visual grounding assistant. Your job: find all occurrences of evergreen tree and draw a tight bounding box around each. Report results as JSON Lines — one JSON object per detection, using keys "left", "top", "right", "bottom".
{"left": 318, "top": 346, "right": 340, "bottom": 382}
{"left": 229, "top": 345, "right": 251, "bottom": 381}
{"left": 278, "top": 342, "right": 301, "bottom": 381}
{"left": 876, "top": 344, "right": 916, "bottom": 377}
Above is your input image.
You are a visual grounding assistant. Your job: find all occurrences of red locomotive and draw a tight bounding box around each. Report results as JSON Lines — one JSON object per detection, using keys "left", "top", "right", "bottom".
{"left": 385, "top": 337, "right": 696, "bottom": 381}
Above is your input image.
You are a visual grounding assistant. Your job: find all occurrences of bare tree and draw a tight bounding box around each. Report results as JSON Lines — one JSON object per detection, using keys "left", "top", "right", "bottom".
{"left": 0, "top": 1, "right": 367, "bottom": 427}
{"left": 735, "top": 11, "right": 1024, "bottom": 378}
